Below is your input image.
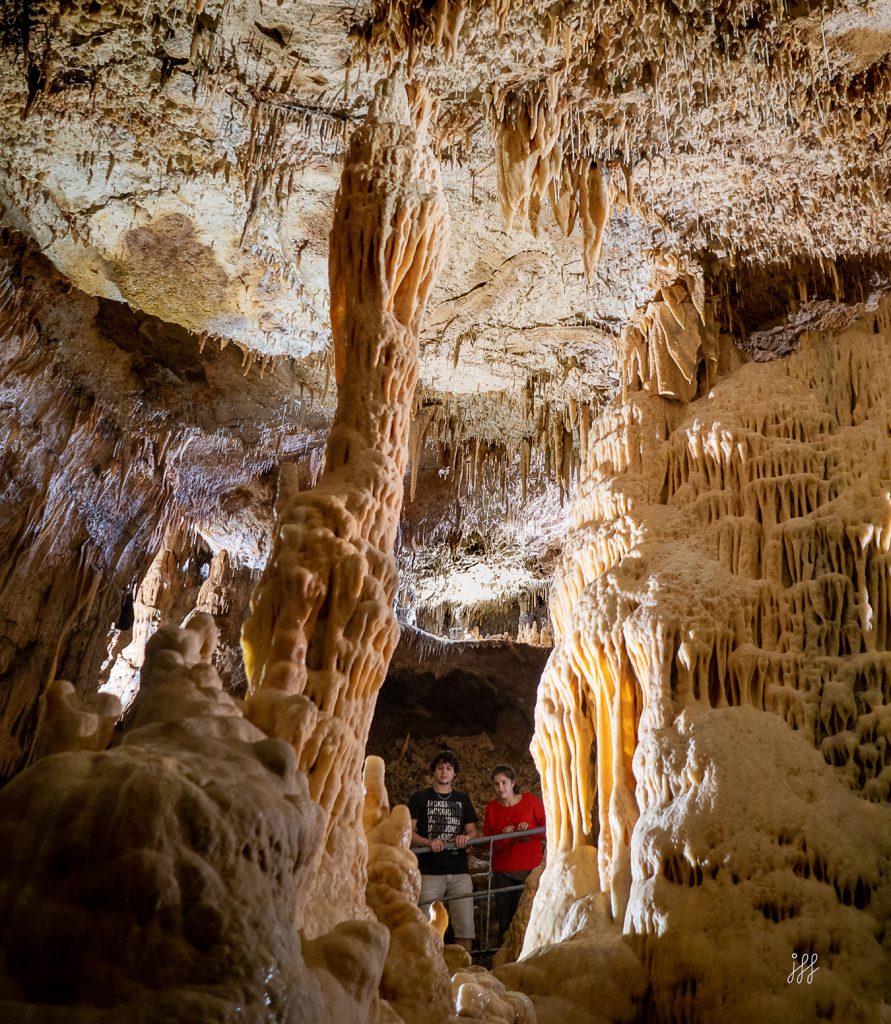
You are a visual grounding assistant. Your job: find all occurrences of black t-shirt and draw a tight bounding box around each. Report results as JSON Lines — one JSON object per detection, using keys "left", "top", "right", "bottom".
{"left": 408, "top": 787, "right": 477, "bottom": 875}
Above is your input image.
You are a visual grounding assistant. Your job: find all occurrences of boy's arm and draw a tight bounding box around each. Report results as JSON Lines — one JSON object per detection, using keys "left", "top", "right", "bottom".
{"left": 412, "top": 817, "right": 444, "bottom": 852}
{"left": 455, "top": 820, "right": 477, "bottom": 848}
{"left": 455, "top": 795, "right": 477, "bottom": 848}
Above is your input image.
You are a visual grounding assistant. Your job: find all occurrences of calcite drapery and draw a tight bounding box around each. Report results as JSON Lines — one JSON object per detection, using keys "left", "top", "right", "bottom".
{"left": 621, "top": 270, "right": 721, "bottom": 403}
{"left": 241, "top": 80, "right": 448, "bottom": 934}
{"left": 528, "top": 296, "right": 891, "bottom": 1020}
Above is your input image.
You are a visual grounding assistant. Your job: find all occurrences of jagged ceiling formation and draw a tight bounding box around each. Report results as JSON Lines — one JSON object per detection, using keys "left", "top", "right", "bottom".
{"left": 3, "top": 1, "right": 890, "bottom": 646}
{"left": 356, "top": 0, "right": 890, "bottom": 266}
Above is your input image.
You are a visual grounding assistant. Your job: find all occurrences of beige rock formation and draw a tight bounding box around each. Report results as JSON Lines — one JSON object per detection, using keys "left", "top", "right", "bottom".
{"left": 492, "top": 865, "right": 543, "bottom": 968}
{"left": 0, "top": 0, "right": 890, "bottom": 1020}
{"left": 101, "top": 524, "right": 196, "bottom": 707}
{"left": 0, "top": 248, "right": 168, "bottom": 778}
{"left": 0, "top": 243, "right": 318, "bottom": 781}
{"left": 496, "top": 888, "right": 647, "bottom": 1024}
{"left": 30, "top": 679, "right": 121, "bottom": 763}
{"left": 0, "top": 615, "right": 389, "bottom": 1022}
{"left": 241, "top": 79, "right": 449, "bottom": 933}
{"left": 529, "top": 296, "right": 891, "bottom": 1019}
{"left": 364, "top": 754, "right": 457, "bottom": 1024}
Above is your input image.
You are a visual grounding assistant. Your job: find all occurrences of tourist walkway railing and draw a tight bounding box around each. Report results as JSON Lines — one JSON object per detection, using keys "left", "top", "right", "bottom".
{"left": 410, "top": 827, "right": 546, "bottom": 954}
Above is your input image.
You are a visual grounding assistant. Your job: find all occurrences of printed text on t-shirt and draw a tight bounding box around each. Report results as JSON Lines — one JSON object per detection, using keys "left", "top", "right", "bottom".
{"left": 427, "top": 796, "right": 462, "bottom": 841}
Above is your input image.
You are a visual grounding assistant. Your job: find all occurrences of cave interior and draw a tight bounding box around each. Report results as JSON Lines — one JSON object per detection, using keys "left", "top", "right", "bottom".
{"left": 1, "top": 0, "right": 891, "bottom": 1021}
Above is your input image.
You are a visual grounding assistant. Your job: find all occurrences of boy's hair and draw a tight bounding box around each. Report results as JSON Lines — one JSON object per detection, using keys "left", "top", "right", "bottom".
{"left": 429, "top": 749, "right": 460, "bottom": 774}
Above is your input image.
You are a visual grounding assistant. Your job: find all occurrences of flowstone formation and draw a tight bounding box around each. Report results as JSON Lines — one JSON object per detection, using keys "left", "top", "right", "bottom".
{"left": 529, "top": 294, "right": 891, "bottom": 1021}
{"left": 241, "top": 79, "right": 449, "bottom": 934}
{"left": 0, "top": 615, "right": 388, "bottom": 1023}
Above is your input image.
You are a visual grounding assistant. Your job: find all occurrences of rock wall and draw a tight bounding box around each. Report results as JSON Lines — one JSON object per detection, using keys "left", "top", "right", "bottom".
{"left": 0, "top": 237, "right": 320, "bottom": 780}
{"left": 528, "top": 293, "right": 891, "bottom": 1021}
{"left": 0, "top": 248, "right": 167, "bottom": 778}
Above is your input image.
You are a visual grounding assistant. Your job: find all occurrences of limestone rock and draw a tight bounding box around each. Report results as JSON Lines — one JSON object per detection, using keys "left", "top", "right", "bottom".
{"left": 0, "top": 615, "right": 389, "bottom": 1022}
{"left": 531, "top": 296, "right": 891, "bottom": 1020}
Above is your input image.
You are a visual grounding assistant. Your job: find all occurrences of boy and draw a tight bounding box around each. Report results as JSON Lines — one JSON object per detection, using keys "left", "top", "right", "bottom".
{"left": 408, "top": 750, "right": 478, "bottom": 952}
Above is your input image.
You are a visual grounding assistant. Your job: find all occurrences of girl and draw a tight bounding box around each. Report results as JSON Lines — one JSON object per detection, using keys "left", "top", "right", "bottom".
{"left": 483, "top": 764, "right": 545, "bottom": 941}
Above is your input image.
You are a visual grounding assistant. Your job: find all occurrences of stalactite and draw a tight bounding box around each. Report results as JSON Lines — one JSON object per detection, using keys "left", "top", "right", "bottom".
{"left": 408, "top": 404, "right": 436, "bottom": 502}
{"left": 578, "top": 159, "right": 610, "bottom": 279}
{"left": 520, "top": 436, "right": 531, "bottom": 502}
{"left": 354, "top": 0, "right": 891, "bottom": 273}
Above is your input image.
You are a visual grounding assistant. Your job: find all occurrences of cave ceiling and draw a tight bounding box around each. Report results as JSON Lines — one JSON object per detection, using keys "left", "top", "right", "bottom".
{"left": 1, "top": 0, "right": 890, "bottom": 638}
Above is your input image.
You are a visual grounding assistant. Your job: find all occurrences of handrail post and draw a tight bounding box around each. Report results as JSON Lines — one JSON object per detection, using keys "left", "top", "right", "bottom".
{"left": 484, "top": 836, "right": 495, "bottom": 952}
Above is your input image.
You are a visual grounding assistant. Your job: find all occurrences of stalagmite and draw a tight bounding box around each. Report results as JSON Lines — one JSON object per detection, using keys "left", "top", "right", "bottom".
{"left": 241, "top": 79, "right": 449, "bottom": 933}
{"left": 30, "top": 680, "right": 120, "bottom": 763}
{"left": 0, "top": 616, "right": 389, "bottom": 1021}
{"left": 362, "top": 755, "right": 456, "bottom": 1024}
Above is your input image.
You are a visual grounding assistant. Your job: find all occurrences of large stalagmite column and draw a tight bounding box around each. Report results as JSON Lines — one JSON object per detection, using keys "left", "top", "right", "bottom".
{"left": 241, "top": 80, "right": 448, "bottom": 934}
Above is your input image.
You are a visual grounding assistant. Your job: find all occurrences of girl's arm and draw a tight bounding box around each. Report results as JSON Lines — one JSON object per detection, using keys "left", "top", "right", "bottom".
{"left": 534, "top": 794, "right": 546, "bottom": 827}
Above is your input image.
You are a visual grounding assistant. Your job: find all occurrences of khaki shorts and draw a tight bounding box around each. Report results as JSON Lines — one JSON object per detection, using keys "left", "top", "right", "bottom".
{"left": 419, "top": 872, "right": 475, "bottom": 939}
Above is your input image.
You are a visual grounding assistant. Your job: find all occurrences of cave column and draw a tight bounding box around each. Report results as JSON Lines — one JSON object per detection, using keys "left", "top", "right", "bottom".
{"left": 241, "top": 80, "right": 449, "bottom": 934}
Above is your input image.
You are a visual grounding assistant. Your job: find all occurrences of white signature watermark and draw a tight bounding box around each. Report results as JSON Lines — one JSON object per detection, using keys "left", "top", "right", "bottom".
{"left": 787, "top": 952, "right": 820, "bottom": 985}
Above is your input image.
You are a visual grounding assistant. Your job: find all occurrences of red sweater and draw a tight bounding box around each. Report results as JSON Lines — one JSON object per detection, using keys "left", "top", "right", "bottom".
{"left": 483, "top": 793, "right": 545, "bottom": 873}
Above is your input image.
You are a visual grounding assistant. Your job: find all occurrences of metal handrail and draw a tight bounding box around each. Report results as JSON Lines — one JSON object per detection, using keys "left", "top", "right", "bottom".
{"left": 411, "top": 882, "right": 528, "bottom": 903}
{"left": 411, "top": 827, "right": 547, "bottom": 955}
{"left": 410, "top": 826, "right": 545, "bottom": 854}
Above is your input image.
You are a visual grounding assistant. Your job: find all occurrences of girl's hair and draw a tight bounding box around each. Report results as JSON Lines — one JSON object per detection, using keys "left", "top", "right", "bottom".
{"left": 491, "top": 764, "right": 520, "bottom": 795}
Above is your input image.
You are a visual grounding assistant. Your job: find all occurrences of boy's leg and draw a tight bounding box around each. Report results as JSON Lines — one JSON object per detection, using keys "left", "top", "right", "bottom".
{"left": 418, "top": 874, "right": 447, "bottom": 918}
{"left": 445, "top": 872, "right": 474, "bottom": 953}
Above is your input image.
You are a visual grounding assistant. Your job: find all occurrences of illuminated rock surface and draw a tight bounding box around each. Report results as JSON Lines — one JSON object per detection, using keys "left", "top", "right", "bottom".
{"left": 241, "top": 78, "right": 449, "bottom": 933}
{"left": 0, "top": 616, "right": 388, "bottom": 1022}
{"left": 0, "top": 0, "right": 890, "bottom": 1020}
{"left": 531, "top": 297, "right": 891, "bottom": 1020}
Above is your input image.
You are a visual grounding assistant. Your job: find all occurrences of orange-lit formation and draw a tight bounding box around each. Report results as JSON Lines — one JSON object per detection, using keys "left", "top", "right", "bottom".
{"left": 0, "top": 0, "right": 889, "bottom": 1021}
